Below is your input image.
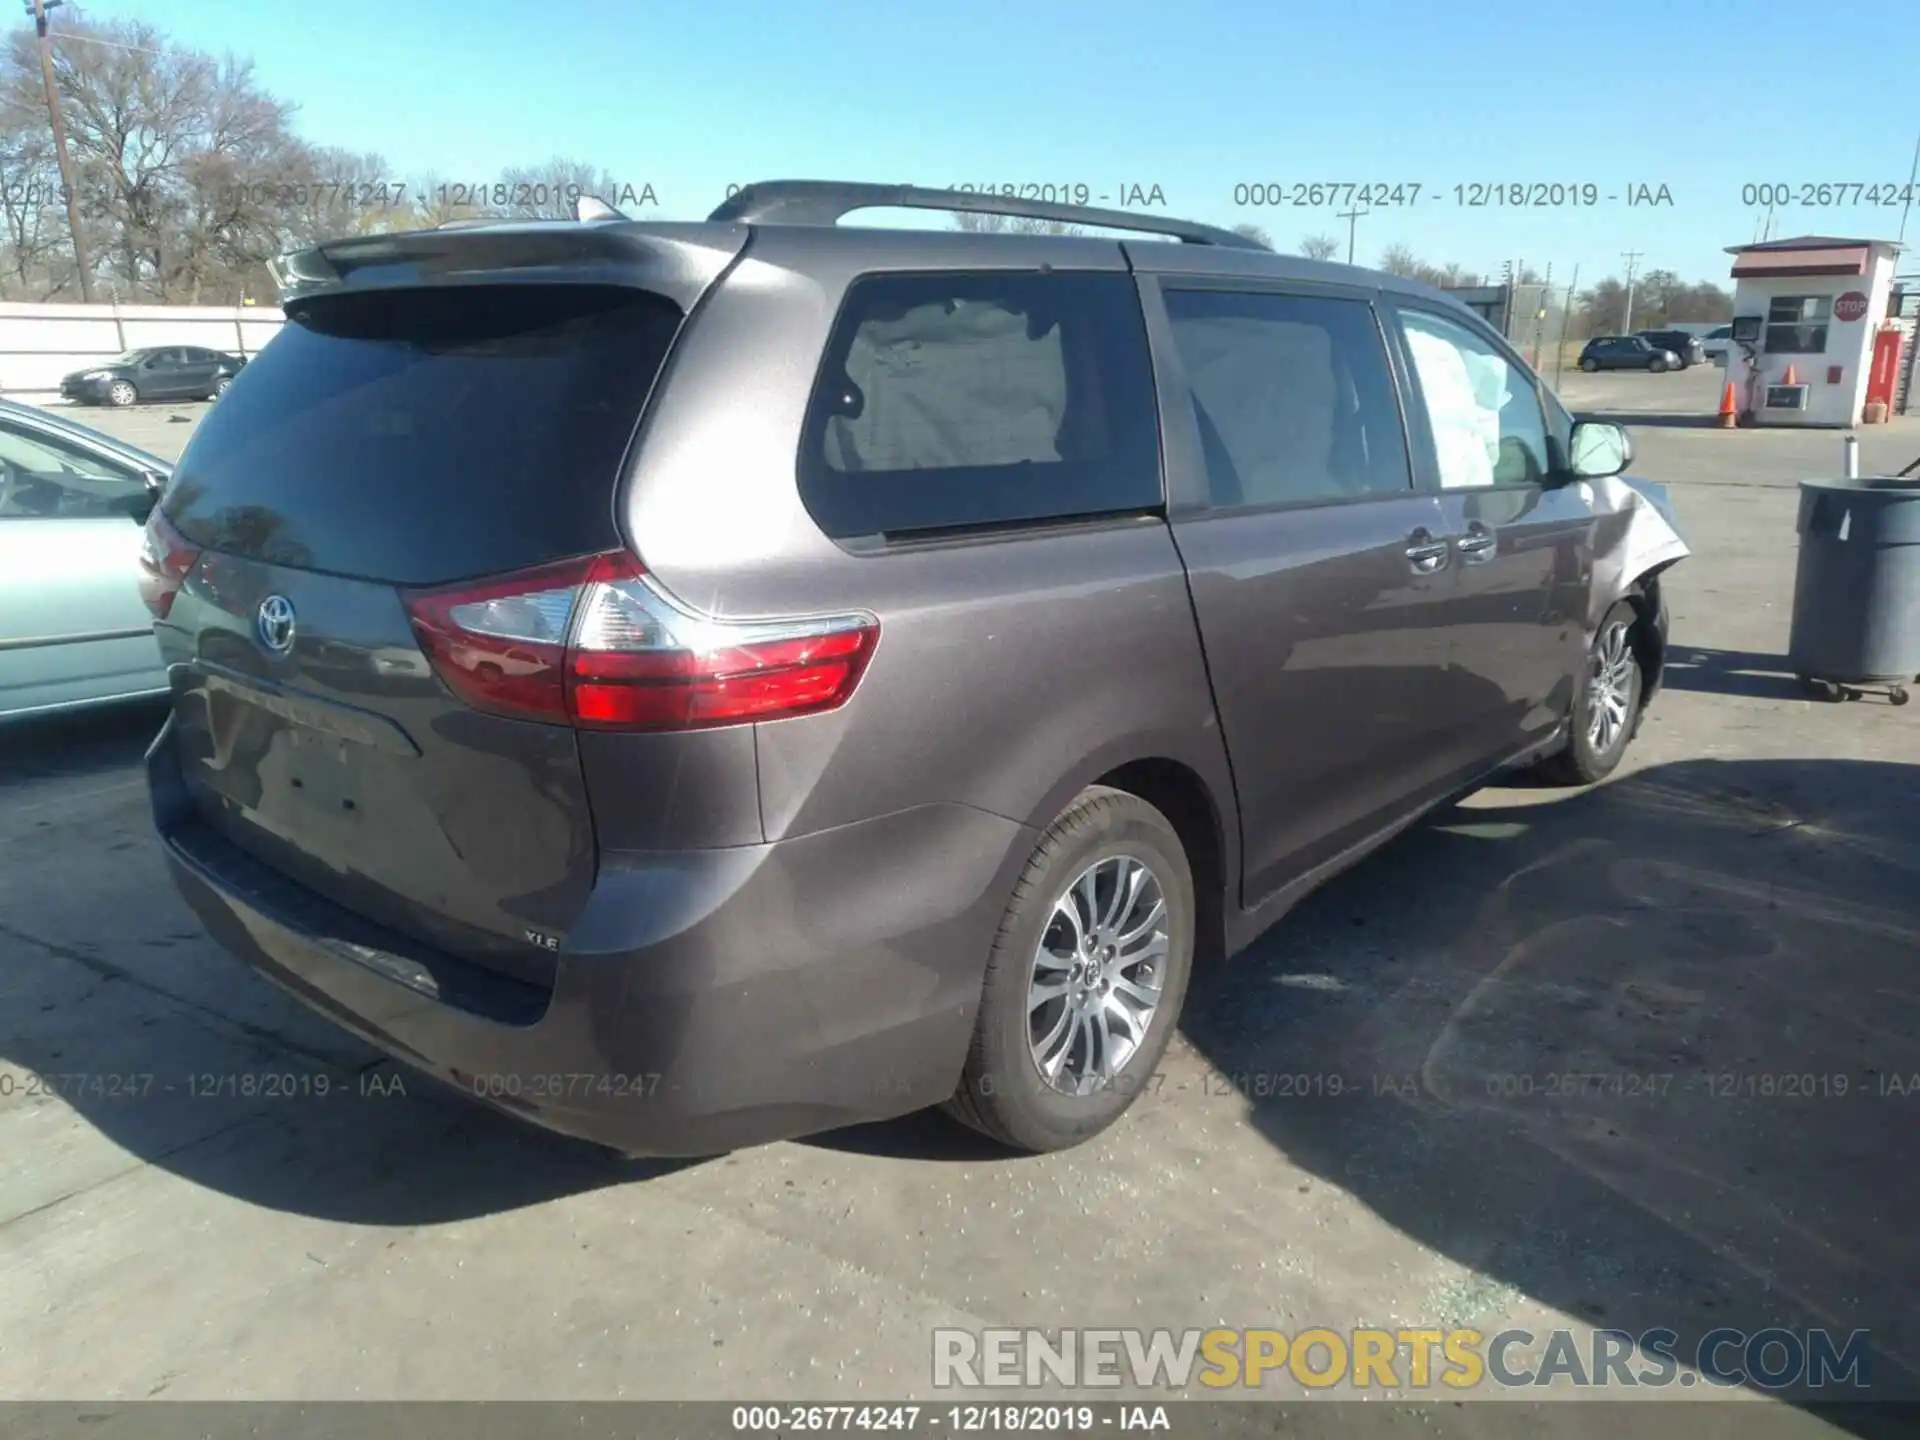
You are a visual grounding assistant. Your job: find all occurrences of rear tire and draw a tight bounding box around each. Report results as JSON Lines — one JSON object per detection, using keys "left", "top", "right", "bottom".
{"left": 1536, "top": 601, "right": 1644, "bottom": 786}
{"left": 946, "top": 787, "right": 1195, "bottom": 1154}
{"left": 1650, "top": 358, "right": 1669, "bottom": 374}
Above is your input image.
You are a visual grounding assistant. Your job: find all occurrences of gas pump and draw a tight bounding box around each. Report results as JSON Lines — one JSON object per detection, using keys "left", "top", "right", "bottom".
{"left": 1729, "top": 315, "right": 1764, "bottom": 422}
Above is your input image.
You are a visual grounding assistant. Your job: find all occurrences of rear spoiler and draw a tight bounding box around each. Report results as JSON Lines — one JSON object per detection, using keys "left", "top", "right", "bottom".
{"left": 268, "top": 222, "right": 747, "bottom": 311}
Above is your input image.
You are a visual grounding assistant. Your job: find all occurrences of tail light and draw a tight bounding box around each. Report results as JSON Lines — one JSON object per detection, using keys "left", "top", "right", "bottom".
{"left": 402, "top": 552, "right": 879, "bottom": 732}
{"left": 138, "top": 508, "right": 201, "bottom": 619}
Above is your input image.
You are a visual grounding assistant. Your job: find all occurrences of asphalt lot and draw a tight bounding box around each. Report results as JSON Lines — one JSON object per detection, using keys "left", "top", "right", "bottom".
{"left": 4, "top": 376, "right": 1920, "bottom": 1434}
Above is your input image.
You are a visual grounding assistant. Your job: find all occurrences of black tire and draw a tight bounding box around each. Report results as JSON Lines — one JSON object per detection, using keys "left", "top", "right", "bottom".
{"left": 1580, "top": 358, "right": 1599, "bottom": 373}
{"left": 105, "top": 378, "right": 137, "bottom": 407}
{"left": 1536, "top": 601, "right": 1644, "bottom": 786}
{"left": 1650, "top": 358, "right": 1669, "bottom": 374}
{"left": 946, "top": 786, "right": 1195, "bottom": 1153}
{"left": 210, "top": 377, "right": 231, "bottom": 399}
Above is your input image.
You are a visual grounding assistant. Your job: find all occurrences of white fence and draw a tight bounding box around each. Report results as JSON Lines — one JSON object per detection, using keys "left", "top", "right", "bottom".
{"left": 0, "top": 301, "right": 286, "bottom": 402}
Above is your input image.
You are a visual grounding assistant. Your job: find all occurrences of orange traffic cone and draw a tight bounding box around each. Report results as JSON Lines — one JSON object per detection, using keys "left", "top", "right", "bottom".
{"left": 1783, "top": 363, "right": 1799, "bottom": 387}
{"left": 1718, "top": 380, "right": 1738, "bottom": 429}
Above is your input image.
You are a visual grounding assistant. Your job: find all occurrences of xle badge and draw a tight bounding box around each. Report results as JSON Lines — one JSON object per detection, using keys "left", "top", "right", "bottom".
{"left": 523, "top": 929, "right": 562, "bottom": 952}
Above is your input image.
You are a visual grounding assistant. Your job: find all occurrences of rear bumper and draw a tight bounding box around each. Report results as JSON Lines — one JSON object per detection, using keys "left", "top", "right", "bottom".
{"left": 148, "top": 717, "right": 1029, "bottom": 1155}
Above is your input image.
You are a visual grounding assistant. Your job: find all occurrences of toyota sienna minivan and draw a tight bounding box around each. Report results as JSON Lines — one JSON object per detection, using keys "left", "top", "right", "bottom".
{"left": 143, "top": 181, "right": 1685, "bottom": 1156}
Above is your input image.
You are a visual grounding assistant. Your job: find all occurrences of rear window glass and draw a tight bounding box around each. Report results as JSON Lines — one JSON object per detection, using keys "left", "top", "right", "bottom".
{"left": 163, "top": 285, "right": 683, "bottom": 585}
{"left": 798, "top": 271, "right": 1161, "bottom": 539}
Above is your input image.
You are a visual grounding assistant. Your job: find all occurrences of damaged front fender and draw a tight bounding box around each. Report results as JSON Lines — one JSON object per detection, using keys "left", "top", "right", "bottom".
{"left": 1586, "top": 472, "right": 1689, "bottom": 699}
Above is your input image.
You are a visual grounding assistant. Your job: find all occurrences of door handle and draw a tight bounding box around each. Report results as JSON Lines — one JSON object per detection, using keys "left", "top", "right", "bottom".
{"left": 1456, "top": 523, "right": 1496, "bottom": 563}
{"left": 1405, "top": 529, "right": 1450, "bottom": 574}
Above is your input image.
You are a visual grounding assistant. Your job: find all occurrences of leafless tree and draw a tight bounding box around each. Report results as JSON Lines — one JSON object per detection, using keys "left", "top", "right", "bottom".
{"left": 1299, "top": 233, "right": 1338, "bottom": 261}
{"left": 1231, "top": 222, "right": 1272, "bottom": 248}
{"left": 950, "top": 211, "right": 1083, "bottom": 237}
{"left": 495, "top": 157, "right": 634, "bottom": 220}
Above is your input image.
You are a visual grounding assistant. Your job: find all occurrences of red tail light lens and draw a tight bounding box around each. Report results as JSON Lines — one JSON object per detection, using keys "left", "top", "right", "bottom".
{"left": 402, "top": 552, "right": 879, "bottom": 732}
{"left": 137, "top": 508, "right": 201, "bottom": 619}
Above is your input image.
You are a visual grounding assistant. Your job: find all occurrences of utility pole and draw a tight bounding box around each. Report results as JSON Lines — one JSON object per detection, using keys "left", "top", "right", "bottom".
{"left": 1556, "top": 262, "right": 1579, "bottom": 391}
{"left": 1620, "top": 249, "right": 1643, "bottom": 334}
{"left": 26, "top": 0, "right": 93, "bottom": 302}
{"left": 1336, "top": 204, "right": 1367, "bottom": 265}
{"left": 1897, "top": 129, "right": 1920, "bottom": 247}
{"left": 1529, "top": 261, "right": 1552, "bottom": 369}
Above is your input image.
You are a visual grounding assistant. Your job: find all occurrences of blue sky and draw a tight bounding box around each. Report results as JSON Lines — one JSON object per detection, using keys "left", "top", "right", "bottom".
{"left": 92, "top": 0, "right": 1920, "bottom": 287}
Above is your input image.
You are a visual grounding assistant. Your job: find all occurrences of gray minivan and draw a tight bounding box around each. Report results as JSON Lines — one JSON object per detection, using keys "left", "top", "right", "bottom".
{"left": 143, "top": 182, "right": 1682, "bottom": 1156}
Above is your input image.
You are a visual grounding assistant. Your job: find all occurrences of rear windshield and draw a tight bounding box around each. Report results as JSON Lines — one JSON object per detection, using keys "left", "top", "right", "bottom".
{"left": 163, "top": 284, "right": 683, "bottom": 585}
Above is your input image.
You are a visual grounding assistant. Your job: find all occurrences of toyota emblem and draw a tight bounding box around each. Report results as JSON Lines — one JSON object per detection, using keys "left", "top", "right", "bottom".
{"left": 256, "top": 594, "right": 297, "bottom": 654}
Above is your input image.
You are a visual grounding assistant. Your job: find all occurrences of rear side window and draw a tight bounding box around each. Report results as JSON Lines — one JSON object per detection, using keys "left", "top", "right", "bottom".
{"left": 1162, "top": 288, "right": 1411, "bottom": 509}
{"left": 798, "top": 271, "right": 1161, "bottom": 539}
{"left": 164, "top": 285, "right": 683, "bottom": 585}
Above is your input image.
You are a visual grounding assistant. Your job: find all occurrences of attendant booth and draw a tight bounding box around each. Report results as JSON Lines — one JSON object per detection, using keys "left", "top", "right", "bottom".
{"left": 1723, "top": 236, "right": 1904, "bottom": 426}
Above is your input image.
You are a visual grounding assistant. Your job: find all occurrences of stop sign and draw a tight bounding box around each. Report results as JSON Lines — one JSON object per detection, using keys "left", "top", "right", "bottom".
{"left": 1834, "top": 291, "right": 1870, "bottom": 322}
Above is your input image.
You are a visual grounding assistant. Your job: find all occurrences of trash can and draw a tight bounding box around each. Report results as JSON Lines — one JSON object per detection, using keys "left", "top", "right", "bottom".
{"left": 1788, "top": 476, "right": 1920, "bottom": 705}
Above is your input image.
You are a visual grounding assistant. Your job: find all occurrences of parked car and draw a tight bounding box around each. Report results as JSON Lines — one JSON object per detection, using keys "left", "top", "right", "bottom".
{"left": 1634, "top": 329, "right": 1706, "bottom": 368}
{"left": 0, "top": 398, "right": 171, "bottom": 720}
{"left": 60, "top": 346, "right": 247, "bottom": 407}
{"left": 1579, "top": 335, "right": 1681, "bottom": 373}
{"left": 1700, "top": 325, "right": 1734, "bottom": 362}
{"left": 145, "top": 181, "right": 1685, "bottom": 1159}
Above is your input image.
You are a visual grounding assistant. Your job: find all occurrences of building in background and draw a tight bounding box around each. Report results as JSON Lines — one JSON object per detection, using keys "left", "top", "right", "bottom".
{"left": 1723, "top": 236, "right": 1905, "bottom": 426}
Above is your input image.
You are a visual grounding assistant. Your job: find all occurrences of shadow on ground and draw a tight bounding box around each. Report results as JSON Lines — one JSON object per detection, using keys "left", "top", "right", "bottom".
{"left": 1574, "top": 408, "right": 1720, "bottom": 430}
{"left": 1663, "top": 646, "right": 1919, "bottom": 702}
{"left": 1173, "top": 754, "right": 1920, "bottom": 1427}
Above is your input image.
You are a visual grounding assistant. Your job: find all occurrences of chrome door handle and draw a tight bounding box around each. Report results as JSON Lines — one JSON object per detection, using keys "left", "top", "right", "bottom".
{"left": 1456, "top": 525, "right": 1496, "bottom": 563}
{"left": 1405, "top": 530, "right": 1450, "bottom": 573}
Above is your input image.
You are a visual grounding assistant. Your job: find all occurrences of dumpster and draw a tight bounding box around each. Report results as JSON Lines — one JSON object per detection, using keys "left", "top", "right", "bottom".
{"left": 1788, "top": 475, "right": 1920, "bottom": 705}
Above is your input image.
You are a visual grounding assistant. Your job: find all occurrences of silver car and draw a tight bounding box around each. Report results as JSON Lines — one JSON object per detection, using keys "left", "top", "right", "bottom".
{"left": 0, "top": 398, "right": 172, "bottom": 720}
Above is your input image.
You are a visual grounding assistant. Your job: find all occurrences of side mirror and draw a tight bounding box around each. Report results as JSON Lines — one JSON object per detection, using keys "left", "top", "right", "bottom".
{"left": 1567, "top": 419, "right": 1631, "bottom": 479}
{"left": 117, "top": 489, "right": 159, "bottom": 523}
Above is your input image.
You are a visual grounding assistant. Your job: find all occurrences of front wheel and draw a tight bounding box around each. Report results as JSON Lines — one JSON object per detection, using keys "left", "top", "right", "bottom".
{"left": 105, "top": 379, "right": 137, "bottom": 407}
{"left": 210, "top": 377, "right": 231, "bottom": 399}
{"left": 1537, "top": 601, "right": 1644, "bottom": 785}
{"left": 946, "top": 787, "right": 1195, "bottom": 1153}
{"left": 1580, "top": 358, "right": 1599, "bottom": 373}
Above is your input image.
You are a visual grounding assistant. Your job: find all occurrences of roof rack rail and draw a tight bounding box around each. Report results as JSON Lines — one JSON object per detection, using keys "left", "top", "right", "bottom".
{"left": 707, "top": 180, "right": 1267, "bottom": 249}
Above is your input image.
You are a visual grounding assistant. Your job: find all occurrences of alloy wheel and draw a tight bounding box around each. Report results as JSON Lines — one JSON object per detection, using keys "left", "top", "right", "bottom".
{"left": 1027, "top": 854, "right": 1168, "bottom": 1096}
{"left": 1586, "top": 619, "right": 1636, "bottom": 755}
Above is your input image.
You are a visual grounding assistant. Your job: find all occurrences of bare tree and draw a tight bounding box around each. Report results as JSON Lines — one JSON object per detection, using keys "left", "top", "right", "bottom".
{"left": 0, "top": 105, "right": 72, "bottom": 295}
{"left": 1231, "top": 221, "right": 1272, "bottom": 248}
{"left": 1299, "top": 233, "right": 1339, "bottom": 261}
{"left": 951, "top": 211, "right": 1082, "bottom": 237}
{"left": 495, "top": 157, "right": 633, "bottom": 220}
{"left": 1377, "top": 244, "right": 1482, "bottom": 289}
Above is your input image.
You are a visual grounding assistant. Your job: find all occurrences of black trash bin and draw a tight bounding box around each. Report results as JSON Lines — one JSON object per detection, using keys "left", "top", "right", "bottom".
{"left": 1788, "top": 475, "right": 1920, "bottom": 705}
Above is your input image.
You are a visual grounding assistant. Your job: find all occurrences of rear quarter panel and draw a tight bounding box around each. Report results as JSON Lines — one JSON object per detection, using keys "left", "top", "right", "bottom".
{"left": 618, "top": 228, "right": 1239, "bottom": 852}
